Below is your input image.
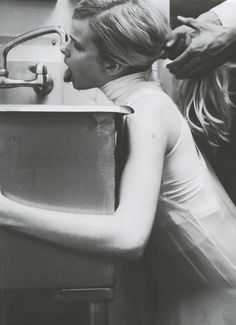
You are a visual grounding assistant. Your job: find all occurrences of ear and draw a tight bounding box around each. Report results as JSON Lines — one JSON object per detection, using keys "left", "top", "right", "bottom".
{"left": 103, "top": 61, "right": 124, "bottom": 75}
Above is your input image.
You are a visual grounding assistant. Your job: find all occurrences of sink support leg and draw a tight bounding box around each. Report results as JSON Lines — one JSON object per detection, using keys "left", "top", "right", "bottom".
{"left": 53, "top": 288, "right": 113, "bottom": 325}
{"left": 0, "top": 290, "right": 6, "bottom": 325}
{"left": 88, "top": 301, "right": 108, "bottom": 325}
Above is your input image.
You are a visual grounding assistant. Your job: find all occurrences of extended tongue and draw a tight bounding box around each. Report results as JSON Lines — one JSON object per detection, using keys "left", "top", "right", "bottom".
{"left": 63, "top": 68, "right": 72, "bottom": 82}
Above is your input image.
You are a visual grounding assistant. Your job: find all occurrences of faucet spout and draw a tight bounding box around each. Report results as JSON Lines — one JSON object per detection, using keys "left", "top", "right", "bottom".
{"left": 0, "top": 26, "right": 68, "bottom": 76}
{"left": 0, "top": 26, "right": 67, "bottom": 96}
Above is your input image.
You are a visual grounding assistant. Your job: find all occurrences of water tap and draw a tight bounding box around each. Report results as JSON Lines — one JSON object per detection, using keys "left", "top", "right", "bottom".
{"left": 0, "top": 26, "right": 68, "bottom": 96}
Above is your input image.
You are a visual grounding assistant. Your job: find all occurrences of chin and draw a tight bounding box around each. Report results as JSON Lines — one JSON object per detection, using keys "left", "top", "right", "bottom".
{"left": 75, "top": 84, "right": 94, "bottom": 91}
{"left": 72, "top": 80, "right": 82, "bottom": 90}
{"left": 72, "top": 77, "right": 99, "bottom": 90}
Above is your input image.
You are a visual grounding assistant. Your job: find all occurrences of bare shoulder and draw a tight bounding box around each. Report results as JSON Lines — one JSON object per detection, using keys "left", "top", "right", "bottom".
{"left": 129, "top": 88, "right": 178, "bottom": 121}
{"left": 126, "top": 89, "right": 180, "bottom": 152}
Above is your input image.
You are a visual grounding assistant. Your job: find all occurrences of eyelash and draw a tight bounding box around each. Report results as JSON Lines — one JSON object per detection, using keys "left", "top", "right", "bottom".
{"left": 75, "top": 44, "right": 83, "bottom": 51}
{"left": 70, "top": 37, "right": 83, "bottom": 51}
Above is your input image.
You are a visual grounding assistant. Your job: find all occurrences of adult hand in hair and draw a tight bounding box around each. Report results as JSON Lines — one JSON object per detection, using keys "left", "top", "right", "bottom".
{"left": 165, "top": 16, "right": 236, "bottom": 79}
{"left": 162, "top": 19, "right": 193, "bottom": 61}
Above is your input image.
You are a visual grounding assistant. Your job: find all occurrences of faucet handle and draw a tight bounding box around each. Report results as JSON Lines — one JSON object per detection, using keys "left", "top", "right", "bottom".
{"left": 28, "top": 63, "right": 54, "bottom": 96}
{"left": 28, "top": 63, "right": 47, "bottom": 75}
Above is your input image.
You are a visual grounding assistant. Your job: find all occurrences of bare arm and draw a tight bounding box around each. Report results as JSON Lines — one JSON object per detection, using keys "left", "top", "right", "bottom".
{"left": 0, "top": 95, "right": 169, "bottom": 259}
{"left": 197, "top": 10, "right": 222, "bottom": 25}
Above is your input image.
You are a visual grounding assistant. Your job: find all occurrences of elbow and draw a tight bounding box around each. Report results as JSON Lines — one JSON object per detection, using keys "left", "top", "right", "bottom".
{"left": 113, "top": 231, "right": 148, "bottom": 260}
{"left": 122, "top": 243, "right": 146, "bottom": 260}
{"left": 110, "top": 210, "right": 153, "bottom": 260}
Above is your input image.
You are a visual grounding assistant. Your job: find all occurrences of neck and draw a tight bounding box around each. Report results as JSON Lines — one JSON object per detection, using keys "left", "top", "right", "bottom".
{"left": 100, "top": 69, "right": 155, "bottom": 105}
{"left": 101, "top": 65, "right": 151, "bottom": 88}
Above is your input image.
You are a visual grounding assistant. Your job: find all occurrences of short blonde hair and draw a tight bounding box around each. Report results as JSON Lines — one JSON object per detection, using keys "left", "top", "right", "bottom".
{"left": 73, "top": 0, "right": 170, "bottom": 69}
{"left": 73, "top": 0, "right": 234, "bottom": 146}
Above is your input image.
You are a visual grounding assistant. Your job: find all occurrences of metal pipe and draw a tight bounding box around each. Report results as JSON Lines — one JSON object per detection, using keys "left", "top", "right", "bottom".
{"left": 0, "top": 26, "right": 68, "bottom": 95}
{"left": 0, "top": 26, "right": 68, "bottom": 76}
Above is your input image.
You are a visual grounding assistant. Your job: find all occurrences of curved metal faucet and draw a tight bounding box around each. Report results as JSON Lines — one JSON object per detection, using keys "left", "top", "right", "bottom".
{"left": 0, "top": 26, "right": 68, "bottom": 96}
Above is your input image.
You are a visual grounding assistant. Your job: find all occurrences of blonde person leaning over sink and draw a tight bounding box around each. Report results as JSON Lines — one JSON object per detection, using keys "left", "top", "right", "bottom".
{"left": 0, "top": 1, "right": 236, "bottom": 324}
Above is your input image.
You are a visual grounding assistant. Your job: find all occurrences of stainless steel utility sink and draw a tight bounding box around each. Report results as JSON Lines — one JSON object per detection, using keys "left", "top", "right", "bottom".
{"left": 0, "top": 104, "right": 132, "bottom": 289}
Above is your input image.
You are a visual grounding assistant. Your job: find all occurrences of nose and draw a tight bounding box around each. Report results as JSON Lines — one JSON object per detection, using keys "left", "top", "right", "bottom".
{"left": 60, "top": 40, "right": 70, "bottom": 57}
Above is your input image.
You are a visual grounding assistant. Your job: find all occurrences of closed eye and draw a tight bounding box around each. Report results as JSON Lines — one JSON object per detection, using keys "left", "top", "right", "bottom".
{"left": 70, "top": 35, "right": 84, "bottom": 51}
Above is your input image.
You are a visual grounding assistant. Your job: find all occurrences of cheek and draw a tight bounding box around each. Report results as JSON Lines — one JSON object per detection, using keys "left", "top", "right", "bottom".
{"left": 71, "top": 53, "right": 103, "bottom": 81}
{"left": 71, "top": 59, "right": 87, "bottom": 76}
{"left": 80, "top": 62, "right": 101, "bottom": 79}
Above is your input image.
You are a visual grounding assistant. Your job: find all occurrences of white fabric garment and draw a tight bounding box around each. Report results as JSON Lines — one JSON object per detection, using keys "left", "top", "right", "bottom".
{"left": 101, "top": 72, "right": 236, "bottom": 325}
{"left": 211, "top": 0, "right": 236, "bottom": 27}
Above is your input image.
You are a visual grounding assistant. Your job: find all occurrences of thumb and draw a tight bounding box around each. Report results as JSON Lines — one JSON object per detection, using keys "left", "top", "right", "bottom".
{"left": 166, "top": 37, "right": 176, "bottom": 48}
{"left": 177, "top": 16, "right": 201, "bottom": 31}
{"left": 165, "top": 34, "right": 179, "bottom": 48}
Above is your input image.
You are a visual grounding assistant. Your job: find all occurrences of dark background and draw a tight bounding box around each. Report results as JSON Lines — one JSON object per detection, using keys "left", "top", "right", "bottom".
{"left": 170, "top": 0, "right": 224, "bottom": 27}
{"left": 170, "top": 0, "right": 236, "bottom": 204}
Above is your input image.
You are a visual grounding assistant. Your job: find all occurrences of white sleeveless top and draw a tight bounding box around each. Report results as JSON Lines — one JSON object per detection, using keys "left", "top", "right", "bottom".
{"left": 101, "top": 71, "right": 219, "bottom": 210}
{"left": 101, "top": 72, "right": 236, "bottom": 325}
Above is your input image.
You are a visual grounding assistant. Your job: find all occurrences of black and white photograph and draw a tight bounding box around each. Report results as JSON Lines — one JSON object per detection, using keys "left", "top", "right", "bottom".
{"left": 0, "top": 0, "right": 235, "bottom": 324}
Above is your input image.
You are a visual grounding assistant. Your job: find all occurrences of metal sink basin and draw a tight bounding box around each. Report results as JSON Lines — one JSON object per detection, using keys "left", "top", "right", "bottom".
{"left": 0, "top": 104, "right": 132, "bottom": 213}
{"left": 0, "top": 104, "right": 132, "bottom": 289}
